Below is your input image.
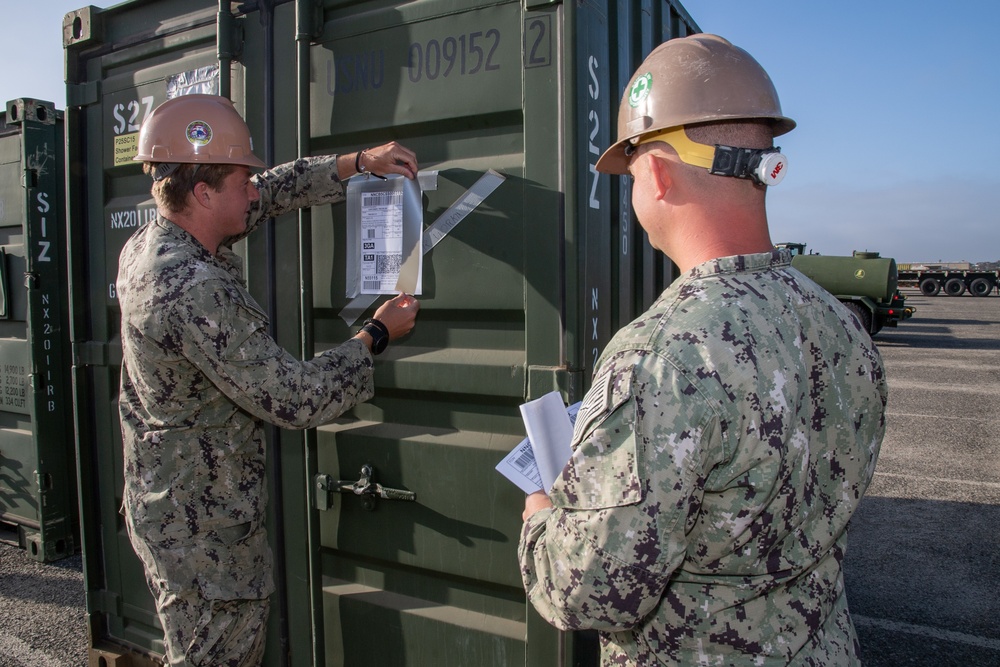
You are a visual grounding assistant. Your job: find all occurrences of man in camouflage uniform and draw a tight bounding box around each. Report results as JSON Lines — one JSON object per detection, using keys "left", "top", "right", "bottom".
{"left": 518, "top": 35, "right": 886, "bottom": 665}
{"left": 118, "top": 94, "right": 420, "bottom": 666}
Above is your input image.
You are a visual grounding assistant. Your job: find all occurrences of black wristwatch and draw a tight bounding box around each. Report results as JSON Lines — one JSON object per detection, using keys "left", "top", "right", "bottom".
{"left": 361, "top": 318, "right": 390, "bottom": 355}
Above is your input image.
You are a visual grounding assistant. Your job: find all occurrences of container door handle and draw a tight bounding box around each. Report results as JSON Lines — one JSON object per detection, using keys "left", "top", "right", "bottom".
{"left": 315, "top": 464, "right": 415, "bottom": 511}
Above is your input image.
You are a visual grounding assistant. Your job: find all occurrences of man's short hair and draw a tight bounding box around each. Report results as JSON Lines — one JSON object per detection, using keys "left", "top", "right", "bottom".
{"left": 684, "top": 120, "right": 775, "bottom": 195}
{"left": 143, "top": 162, "right": 237, "bottom": 214}
{"left": 685, "top": 119, "right": 774, "bottom": 152}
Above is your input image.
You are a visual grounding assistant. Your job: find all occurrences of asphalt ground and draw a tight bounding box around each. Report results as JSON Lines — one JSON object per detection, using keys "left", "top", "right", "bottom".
{"left": 0, "top": 289, "right": 998, "bottom": 666}
{"left": 845, "top": 289, "right": 1000, "bottom": 666}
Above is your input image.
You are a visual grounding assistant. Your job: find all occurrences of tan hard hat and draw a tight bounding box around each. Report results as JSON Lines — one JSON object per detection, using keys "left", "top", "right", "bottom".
{"left": 596, "top": 34, "right": 795, "bottom": 175}
{"left": 134, "top": 94, "right": 266, "bottom": 169}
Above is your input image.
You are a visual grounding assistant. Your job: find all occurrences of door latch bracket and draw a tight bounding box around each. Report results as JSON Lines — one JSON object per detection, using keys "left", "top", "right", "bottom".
{"left": 315, "top": 464, "right": 415, "bottom": 511}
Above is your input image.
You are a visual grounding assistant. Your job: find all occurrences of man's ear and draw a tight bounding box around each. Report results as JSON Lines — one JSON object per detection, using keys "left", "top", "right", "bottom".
{"left": 191, "top": 181, "right": 212, "bottom": 209}
{"left": 646, "top": 152, "right": 674, "bottom": 200}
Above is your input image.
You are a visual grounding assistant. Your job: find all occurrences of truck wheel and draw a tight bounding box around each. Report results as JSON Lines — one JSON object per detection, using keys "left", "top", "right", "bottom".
{"left": 919, "top": 278, "right": 941, "bottom": 296}
{"left": 969, "top": 277, "right": 994, "bottom": 297}
{"left": 944, "top": 278, "right": 966, "bottom": 296}
{"left": 843, "top": 302, "right": 873, "bottom": 335}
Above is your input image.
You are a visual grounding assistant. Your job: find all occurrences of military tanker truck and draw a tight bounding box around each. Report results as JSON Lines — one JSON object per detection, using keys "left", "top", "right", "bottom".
{"left": 776, "top": 243, "right": 914, "bottom": 335}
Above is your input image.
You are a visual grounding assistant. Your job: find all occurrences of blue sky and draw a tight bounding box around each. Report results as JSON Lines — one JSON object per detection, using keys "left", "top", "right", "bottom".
{"left": 5, "top": 1, "right": 999, "bottom": 262}
{"left": 693, "top": 1, "right": 1000, "bottom": 263}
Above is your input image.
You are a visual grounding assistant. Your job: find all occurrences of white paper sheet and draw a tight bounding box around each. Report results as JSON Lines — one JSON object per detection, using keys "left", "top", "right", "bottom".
{"left": 495, "top": 392, "right": 581, "bottom": 494}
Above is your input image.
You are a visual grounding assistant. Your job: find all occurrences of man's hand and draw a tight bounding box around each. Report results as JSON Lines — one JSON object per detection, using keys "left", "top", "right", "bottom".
{"left": 523, "top": 491, "right": 553, "bottom": 522}
{"left": 372, "top": 292, "right": 420, "bottom": 341}
{"left": 360, "top": 142, "right": 419, "bottom": 179}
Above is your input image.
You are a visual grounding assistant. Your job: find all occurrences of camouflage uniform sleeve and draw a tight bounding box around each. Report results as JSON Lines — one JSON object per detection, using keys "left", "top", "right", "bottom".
{"left": 518, "top": 350, "right": 723, "bottom": 632}
{"left": 173, "top": 277, "right": 373, "bottom": 429}
{"left": 231, "top": 155, "right": 346, "bottom": 244}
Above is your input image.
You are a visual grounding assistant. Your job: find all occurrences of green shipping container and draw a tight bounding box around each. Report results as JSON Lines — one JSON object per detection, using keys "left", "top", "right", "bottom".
{"left": 64, "top": 0, "right": 697, "bottom": 664}
{"left": 0, "top": 98, "right": 76, "bottom": 563}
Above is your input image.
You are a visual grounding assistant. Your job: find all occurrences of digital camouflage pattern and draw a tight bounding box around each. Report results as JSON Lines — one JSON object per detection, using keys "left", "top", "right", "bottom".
{"left": 118, "top": 155, "right": 373, "bottom": 665}
{"left": 519, "top": 250, "right": 887, "bottom": 666}
{"left": 127, "top": 529, "right": 270, "bottom": 666}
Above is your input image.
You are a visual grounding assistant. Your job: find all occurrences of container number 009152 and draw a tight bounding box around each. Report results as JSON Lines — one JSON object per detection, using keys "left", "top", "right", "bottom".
{"left": 407, "top": 29, "right": 501, "bottom": 83}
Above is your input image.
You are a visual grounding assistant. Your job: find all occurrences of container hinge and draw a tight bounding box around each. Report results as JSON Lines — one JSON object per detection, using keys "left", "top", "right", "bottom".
{"left": 34, "top": 470, "right": 53, "bottom": 492}
{"left": 217, "top": 9, "right": 245, "bottom": 61}
{"left": 74, "top": 341, "right": 109, "bottom": 367}
{"left": 295, "top": 0, "right": 324, "bottom": 41}
{"left": 67, "top": 81, "right": 100, "bottom": 108}
{"left": 21, "top": 169, "right": 38, "bottom": 189}
{"left": 526, "top": 365, "right": 582, "bottom": 402}
{"left": 314, "top": 464, "right": 416, "bottom": 512}
{"left": 86, "top": 588, "right": 122, "bottom": 616}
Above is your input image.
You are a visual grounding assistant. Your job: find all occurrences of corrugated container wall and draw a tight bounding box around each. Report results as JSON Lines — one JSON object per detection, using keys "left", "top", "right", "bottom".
{"left": 64, "top": 0, "right": 697, "bottom": 664}
{"left": 0, "top": 98, "right": 76, "bottom": 563}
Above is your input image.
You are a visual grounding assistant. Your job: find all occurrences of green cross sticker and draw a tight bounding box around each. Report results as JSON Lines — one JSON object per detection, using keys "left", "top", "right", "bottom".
{"left": 628, "top": 73, "right": 652, "bottom": 107}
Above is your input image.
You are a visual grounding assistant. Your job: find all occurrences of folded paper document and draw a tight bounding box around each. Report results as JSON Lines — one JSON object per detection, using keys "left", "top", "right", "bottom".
{"left": 496, "top": 391, "right": 580, "bottom": 494}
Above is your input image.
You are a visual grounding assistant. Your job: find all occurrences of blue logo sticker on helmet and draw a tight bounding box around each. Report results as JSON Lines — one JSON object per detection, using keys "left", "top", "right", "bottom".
{"left": 628, "top": 73, "right": 652, "bottom": 108}
{"left": 186, "top": 120, "right": 213, "bottom": 146}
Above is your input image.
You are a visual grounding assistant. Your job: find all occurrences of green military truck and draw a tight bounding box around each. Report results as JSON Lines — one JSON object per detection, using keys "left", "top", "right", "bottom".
{"left": 777, "top": 243, "right": 914, "bottom": 336}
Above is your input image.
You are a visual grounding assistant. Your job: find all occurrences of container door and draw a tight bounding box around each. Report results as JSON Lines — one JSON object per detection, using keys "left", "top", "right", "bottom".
{"left": 0, "top": 99, "right": 76, "bottom": 562}
{"left": 305, "top": 2, "right": 549, "bottom": 663}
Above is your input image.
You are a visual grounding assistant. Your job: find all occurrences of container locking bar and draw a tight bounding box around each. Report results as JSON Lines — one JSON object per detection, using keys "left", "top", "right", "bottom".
{"left": 314, "top": 464, "right": 415, "bottom": 512}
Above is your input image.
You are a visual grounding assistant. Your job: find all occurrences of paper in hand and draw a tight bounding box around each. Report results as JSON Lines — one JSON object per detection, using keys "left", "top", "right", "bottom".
{"left": 495, "top": 391, "right": 580, "bottom": 494}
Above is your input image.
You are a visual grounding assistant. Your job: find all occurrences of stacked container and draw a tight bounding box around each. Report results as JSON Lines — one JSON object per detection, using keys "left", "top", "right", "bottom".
{"left": 0, "top": 98, "right": 76, "bottom": 563}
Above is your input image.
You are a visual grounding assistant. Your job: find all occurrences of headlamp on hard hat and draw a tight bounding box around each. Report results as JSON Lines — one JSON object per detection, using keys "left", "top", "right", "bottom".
{"left": 626, "top": 126, "right": 788, "bottom": 186}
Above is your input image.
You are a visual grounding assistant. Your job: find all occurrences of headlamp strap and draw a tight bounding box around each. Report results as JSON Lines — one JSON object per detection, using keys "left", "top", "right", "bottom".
{"left": 711, "top": 145, "right": 787, "bottom": 186}
{"left": 152, "top": 162, "right": 180, "bottom": 182}
{"left": 632, "top": 126, "right": 787, "bottom": 186}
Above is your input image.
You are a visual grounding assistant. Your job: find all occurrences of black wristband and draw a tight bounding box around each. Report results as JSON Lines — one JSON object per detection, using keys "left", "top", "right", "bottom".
{"left": 361, "top": 318, "right": 389, "bottom": 355}
{"left": 355, "top": 149, "right": 367, "bottom": 174}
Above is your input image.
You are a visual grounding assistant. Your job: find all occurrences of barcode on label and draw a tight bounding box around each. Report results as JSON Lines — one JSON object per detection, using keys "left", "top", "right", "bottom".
{"left": 513, "top": 449, "right": 534, "bottom": 470}
{"left": 363, "top": 280, "right": 381, "bottom": 291}
{"left": 363, "top": 191, "right": 402, "bottom": 207}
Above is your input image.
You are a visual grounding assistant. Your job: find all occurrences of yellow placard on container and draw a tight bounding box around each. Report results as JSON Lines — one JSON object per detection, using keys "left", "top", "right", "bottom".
{"left": 113, "top": 133, "right": 139, "bottom": 166}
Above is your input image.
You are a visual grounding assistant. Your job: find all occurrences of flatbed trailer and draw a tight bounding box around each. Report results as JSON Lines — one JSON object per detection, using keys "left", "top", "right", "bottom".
{"left": 897, "top": 269, "right": 1000, "bottom": 296}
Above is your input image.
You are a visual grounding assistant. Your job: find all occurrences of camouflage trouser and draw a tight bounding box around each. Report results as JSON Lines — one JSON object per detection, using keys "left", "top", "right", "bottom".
{"left": 125, "top": 518, "right": 274, "bottom": 666}
{"left": 155, "top": 588, "right": 269, "bottom": 667}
